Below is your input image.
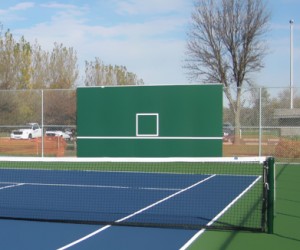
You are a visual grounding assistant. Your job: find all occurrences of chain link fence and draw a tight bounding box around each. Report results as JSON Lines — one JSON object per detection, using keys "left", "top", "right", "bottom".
{"left": 0, "top": 87, "right": 299, "bottom": 161}
{"left": 0, "top": 89, "right": 76, "bottom": 157}
{"left": 223, "top": 87, "right": 300, "bottom": 161}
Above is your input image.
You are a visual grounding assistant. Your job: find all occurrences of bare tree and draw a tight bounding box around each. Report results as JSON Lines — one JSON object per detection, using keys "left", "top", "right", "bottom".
{"left": 184, "top": 0, "right": 270, "bottom": 142}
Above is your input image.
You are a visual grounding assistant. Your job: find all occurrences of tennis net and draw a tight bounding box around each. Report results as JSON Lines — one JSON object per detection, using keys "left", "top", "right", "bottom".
{"left": 0, "top": 156, "right": 274, "bottom": 232}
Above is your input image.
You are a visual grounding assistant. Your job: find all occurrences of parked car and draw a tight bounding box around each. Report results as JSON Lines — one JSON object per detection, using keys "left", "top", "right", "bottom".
{"left": 63, "top": 128, "right": 75, "bottom": 139}
{"left": 223, "top": 122, "right": 234, "bottom": 142}
{"left": 45, "top": 130, "right": 71, "bottom": 140}
{"left": 10, "top": 123, "right": 42, "bottom": 139}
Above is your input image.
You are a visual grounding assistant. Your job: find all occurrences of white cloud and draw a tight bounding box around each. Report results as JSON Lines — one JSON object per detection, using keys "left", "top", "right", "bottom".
{"left": 81, "top": 37, "right": 186, "bottom": 83}
{"left": 83, "top": 16, "right": 187, "bottom": 39}
{"left": 10, "top": 2, "right": 35, "bottom": 11}
{"left": 40, "top": 2, "right": 89, "bottom": 17}
{"left": 114, "top": 0, "right": 189, "bottom": 15}
{"left": 0, "top": 2, "right": 35, "bottom": 23}
{"left": 11, "top": 1, "right": 190, "bottom": 84}
{"left": 15, "top": 1, "right": 187, "bottom": 47}
{"left": 40, "top": 3, "right": 79, "bottom": 9}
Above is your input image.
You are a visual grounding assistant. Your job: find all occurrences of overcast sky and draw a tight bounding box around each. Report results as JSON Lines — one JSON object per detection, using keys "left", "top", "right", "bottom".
{"left": 0, "top": 0, "right": 299, "bottom": 88}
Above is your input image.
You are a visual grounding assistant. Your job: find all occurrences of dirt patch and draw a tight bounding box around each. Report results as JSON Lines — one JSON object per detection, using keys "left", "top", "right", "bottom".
{"left": 0, "top": 137, "right": 67, "bottom": 156}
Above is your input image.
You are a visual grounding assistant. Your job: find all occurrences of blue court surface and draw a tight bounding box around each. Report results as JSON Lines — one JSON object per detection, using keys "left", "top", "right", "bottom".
{"left": 0, "top": 167, "right": 261, "bottom": 249}
{"left": 0, "top": 219, "right": 200, "bottom": 249}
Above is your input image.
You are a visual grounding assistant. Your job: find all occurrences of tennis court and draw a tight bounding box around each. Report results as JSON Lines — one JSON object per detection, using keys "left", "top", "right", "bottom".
{"left": 0, "top": 156, "right": 274, "bottom": 249}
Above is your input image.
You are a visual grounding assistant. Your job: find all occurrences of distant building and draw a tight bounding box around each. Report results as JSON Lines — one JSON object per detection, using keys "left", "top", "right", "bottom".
{"left": 274, "top": 109, "right": 300, "bottom": 136}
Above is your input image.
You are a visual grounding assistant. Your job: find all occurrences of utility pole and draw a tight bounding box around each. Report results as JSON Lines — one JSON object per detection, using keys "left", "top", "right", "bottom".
{"left": 290, "top": 19, "right": 294, "bottom": 109}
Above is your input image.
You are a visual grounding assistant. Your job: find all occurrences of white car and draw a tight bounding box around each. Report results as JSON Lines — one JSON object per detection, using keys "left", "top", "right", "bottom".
{"left": 10, "top": 123, "right": 42, "bottom": 139}
{"left": 45, "top": 130, "right": 71, "bottom": 140}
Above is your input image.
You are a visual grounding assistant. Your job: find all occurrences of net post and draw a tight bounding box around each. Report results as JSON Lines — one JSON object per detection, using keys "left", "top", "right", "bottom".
{"left": 267, "top": 157, "right": 275, "bottom": 234}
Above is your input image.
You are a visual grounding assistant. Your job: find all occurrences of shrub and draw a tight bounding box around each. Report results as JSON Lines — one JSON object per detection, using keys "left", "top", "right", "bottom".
{"left": 275, "top": 139, "right": 300, "bottom": 158}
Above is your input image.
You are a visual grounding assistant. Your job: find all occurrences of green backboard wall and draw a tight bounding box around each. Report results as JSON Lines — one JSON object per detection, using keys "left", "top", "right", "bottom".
{"left": 77, "top": 84, "right": 223, "bottom": 157}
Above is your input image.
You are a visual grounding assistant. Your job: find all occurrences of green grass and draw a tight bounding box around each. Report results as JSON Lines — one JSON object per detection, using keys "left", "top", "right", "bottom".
{"left": 188, "top": 163, "right": 300, "bottom": 250}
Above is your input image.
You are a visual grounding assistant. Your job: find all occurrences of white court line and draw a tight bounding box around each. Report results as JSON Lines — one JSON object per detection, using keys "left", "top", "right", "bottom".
{"left": 0, "top": 181, "right": 181, "bottom": 192}
{"left": 179, "top": 175, "right": 262, "bottom": 250}
{"left": 77, "top": 136, "right": 223, "bottom": 140}
{"left": 0, "top": 183, "right": 25, "bottom": 190}
{"left": 56, "top": 174, "right": 216, "bottom": 250}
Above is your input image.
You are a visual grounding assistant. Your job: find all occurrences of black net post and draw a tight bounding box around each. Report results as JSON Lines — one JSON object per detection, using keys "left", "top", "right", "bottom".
{"left": 267, "top": 157, "right": 275, "bottom": 234}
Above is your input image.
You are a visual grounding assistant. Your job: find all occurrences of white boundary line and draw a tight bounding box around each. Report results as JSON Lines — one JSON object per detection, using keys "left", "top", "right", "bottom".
{"left": 0, "top": 181, "right": 181, "bottom": 192}
{"left": 179, "top": 175, "right": 262, "bottom": 250}
{"left": 56, "top": 174, "right": 216, "bottom": 250}
{"left": 0, "top": 183, "right": 25, "bottom": 190}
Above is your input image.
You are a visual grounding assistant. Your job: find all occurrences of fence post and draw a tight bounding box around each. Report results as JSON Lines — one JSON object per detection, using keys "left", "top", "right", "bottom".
{"left": 259, "top": 88, "right": 262, "bottom": 156}
{"left": 41, "top": 89, "right": 44, "bottom": 158}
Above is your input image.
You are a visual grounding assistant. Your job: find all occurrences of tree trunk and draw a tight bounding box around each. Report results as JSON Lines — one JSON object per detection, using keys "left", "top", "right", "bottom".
{"left": 234, "top": 87, "right": 242, "bottom": 144}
